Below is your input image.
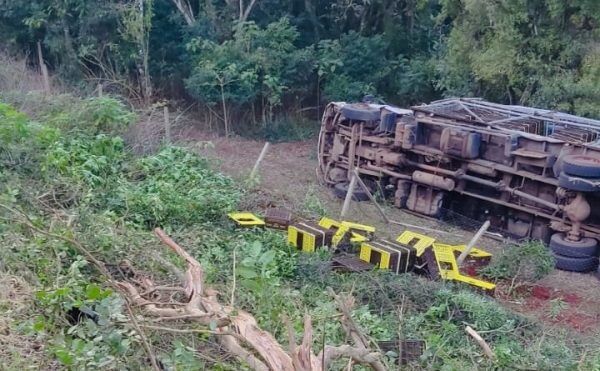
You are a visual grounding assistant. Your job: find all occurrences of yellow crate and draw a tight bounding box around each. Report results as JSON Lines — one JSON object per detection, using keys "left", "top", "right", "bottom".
{"left": 350, "top": 232, "right": 369, "bottom": 243}
{"left": 448, "top": 244, "right": 492, "bottom": 259}
{"left": 318, "top": 217, "right": 346, "bottom": 246}
{"left": 431, "top": 243, "right": 495, "bottom": 291}
{"left": 227, "top": 212, "right": 265, "bottom": 227}
{"left": 359, "top": 240, "right": 416, "bottom": 273}
{"left": 288, "top": 222, "right": 333, "bottom": 253}
{"left": 318, "top": 217, "right": 340, "bottom": 230}
{"left": 396, "top": 231, "right": 436, "bottom": 257}
{"left": 341, "top": 221, "right": 376, "bottom": 234}
{"left": 318, "top": 217, "right": 375, "bottom": 246}
{"left": 359, "top": 243, "right": 391, "bottom": 269}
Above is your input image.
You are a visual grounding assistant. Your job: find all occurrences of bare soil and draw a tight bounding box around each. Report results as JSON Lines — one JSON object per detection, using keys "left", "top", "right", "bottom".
{"left": 185, "top": 130, "right": 600, "bottom": 338}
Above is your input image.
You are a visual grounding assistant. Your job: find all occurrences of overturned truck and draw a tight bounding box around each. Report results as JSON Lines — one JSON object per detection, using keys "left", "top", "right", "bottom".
{"left": 318, "top": 98, "right": 600, "bottom": 271}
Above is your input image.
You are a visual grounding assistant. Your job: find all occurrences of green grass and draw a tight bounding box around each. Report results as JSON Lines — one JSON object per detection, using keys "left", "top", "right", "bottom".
{"left": 1, "top": 96, "right": 599, "bottom": 370}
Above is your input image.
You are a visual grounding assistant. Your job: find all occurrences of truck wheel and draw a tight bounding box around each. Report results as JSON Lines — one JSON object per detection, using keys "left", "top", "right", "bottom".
{"left": 341, "top": 104, "right": 380, "bottom": 122}
{"left": 552, "top": 253, "right": 599, "bottom": 273}
{"left": 549, "top": 233, "right": 598, "bottom": 258}
{"left": 563, "top": 155, "right": 600, "bottom": 178}
{"left": 333, "top": 182, "right": 370, "bottom": 201}
{"left": 558, "top": 172, "right": 600, "bottom": 192}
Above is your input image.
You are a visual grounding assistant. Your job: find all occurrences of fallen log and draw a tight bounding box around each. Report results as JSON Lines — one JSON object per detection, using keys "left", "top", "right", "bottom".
{"left": 118, "top": 228, "right": 386, "bottom": 370}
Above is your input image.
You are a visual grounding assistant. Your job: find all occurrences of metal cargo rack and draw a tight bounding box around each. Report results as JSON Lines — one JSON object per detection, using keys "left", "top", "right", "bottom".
{"left": 413, "top": 98, "right": 600, "bottom": 145}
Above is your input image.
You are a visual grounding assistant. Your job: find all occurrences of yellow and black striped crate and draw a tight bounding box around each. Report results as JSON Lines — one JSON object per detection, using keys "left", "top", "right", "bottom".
{"left": 288, "top": 222, "right": 334, "bottom": 252}
{"left": 359, "top": 239, "right": 417, "bottom": 274}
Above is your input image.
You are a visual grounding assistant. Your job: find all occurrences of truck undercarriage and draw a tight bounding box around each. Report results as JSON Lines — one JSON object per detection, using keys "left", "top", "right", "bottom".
{"left": 318, "top": 98, "right": 600, "bottom": 253}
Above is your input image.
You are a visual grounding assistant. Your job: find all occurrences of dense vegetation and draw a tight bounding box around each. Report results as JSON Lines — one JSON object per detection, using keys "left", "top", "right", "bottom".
{"left": 1, "top": 91, "right": 599, "bottom": 369}
{"left": 1, "top": 0, "right": 599, "bottom": 135}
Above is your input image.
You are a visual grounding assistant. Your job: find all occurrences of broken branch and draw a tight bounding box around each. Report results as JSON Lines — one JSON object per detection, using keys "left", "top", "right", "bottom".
{"left": 465, "top": 326, "right": 495, "bottom": 359}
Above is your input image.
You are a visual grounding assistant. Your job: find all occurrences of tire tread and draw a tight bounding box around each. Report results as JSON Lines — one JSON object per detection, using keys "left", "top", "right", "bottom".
{"left": 553, "top": 253, "right": 599, "bottom": 272}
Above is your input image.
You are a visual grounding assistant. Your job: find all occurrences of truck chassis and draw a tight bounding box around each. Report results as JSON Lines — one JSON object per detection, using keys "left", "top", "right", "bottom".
{"left": 318, "top": 98, "right": 600, "bottom": 249}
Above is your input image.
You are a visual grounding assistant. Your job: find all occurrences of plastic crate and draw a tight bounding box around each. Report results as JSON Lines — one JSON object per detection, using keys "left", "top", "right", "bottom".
{"left": 288, "top": 222, "right": 334, "bottom": 252}
{"left": 227, "top": 212, "right": 265, "bottom": 227}
{"left": 359, "top": 239, "right": 416, "bottom": 274}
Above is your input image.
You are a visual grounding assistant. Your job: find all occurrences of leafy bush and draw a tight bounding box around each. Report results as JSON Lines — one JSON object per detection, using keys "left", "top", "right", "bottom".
{"left": 0, "top": 102, "right": 31, "bottom": 143}
{"left": 118, "top": 146, "right": 240, "bottom": 227}
{"left": 33, "top": 258, "right": 144, "bottom": 369}
{"left": 481, "top": 241, "right": 554, "bottom": 282}
{"left": 44, "top": 135, "right": 126, "bottom": 187}
{"left": 0, "top": 102, "right": 60, "bottom": 171}
{"left": 41, "top": 96, "right": 135, "bottom": 136}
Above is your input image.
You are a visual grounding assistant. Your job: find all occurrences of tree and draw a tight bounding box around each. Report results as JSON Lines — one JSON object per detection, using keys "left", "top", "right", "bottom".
{"left": 117, "top": 0, "right": 155, "bottom": 102}
{"left": 436, "top": 0, "right": 600, "bottom": 115}
{"left": 185, "top": 19, "right": 313, "bottom": 135}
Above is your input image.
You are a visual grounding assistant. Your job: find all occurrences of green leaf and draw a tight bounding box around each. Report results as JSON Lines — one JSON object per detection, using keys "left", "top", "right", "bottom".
{"left": 33, "top": 317, "right": 46, "bottom": 332}
{"left": 237, "top": 266, "right": 258, "bottom": 279}
{"left": 86, "top": 284, "right": 102, "bottom": 300}
{"left": 241, "top": 279, "right": 262, "bottom": 292}
{"left": 250, "top": 240, "right": 263, "bottom": 255}
{"left": 258, "top": 250, "right": 276, "bottom": 266}
{"left": 55, "top": 349, "right": 74, "bottom": 366}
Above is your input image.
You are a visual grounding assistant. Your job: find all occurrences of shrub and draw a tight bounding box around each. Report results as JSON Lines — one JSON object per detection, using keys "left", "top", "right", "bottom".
{"left": 34, "top": 258, "right": 145, "bottom": 369}
{"left": 481, "top": 240, "right": 554, "bottom": 282}
{"left": 0, "top": 102, "right": 60, "bottom": 172}
{"left": 44, "top": 135, "right": 126, "bottom": 187}
{"left": 79, "top": 97, "right": 136, "bottom": 135}
{"left": 42, "top": 96, "right": 135, "bottom": 136}
{"left": 118, "top": 146, "right": 240, "bottom": 227}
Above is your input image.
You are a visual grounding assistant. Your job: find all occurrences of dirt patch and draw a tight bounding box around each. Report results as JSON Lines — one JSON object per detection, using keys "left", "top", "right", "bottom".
{"left": 185, "top": 130, "right": 490, "bottom": 242}
{"left": 499, "top": 273, "right": 600, "bottom": 335}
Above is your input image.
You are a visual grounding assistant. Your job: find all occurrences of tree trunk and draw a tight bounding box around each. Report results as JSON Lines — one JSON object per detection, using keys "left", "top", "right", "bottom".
{"left": 239, "top": 0, "right": 258, "bottom": 21}
{"left": 171, "top": 0, "right": 195, "bottom": 26}
{"left": 37, "top": 41, "right": 51, "bottom": 93}
{"left": 139, "top": 0, "right": 152, "bottom": 103}
{"left": 220, "top": 80, "right": 229, "bottom": 136}
{"left": 117, "top": 228, "right": 387, "bottom": 371}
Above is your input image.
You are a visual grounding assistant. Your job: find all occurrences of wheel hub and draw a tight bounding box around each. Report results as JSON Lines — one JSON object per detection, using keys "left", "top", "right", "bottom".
{"left": 563, "top": 192, "right": 591, "bottom": 241}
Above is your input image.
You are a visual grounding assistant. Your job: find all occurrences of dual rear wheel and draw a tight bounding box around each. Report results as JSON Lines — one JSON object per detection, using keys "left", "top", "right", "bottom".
{"left": 550, "top": 233, "right": 599, "bottom": 272}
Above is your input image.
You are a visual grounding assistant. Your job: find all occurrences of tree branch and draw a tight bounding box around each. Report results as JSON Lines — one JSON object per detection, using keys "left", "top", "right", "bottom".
{"left": 240, "top": 0, "right": 258, "bottom": 21}
{"left": 170, "top": 0, "right": 195, "bottom": 25}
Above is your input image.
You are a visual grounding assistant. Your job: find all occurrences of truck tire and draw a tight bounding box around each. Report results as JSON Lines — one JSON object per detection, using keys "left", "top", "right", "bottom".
{"left": 549, "top": 233, "right": 598, "bottom": 258}
{"left": 333, "top": 182, "right": 370, "bottom": 201}
{"left": 562, "top": 155, "right": 600, "bottom": 178}
{"left": 341, "top": 104, "right": 380, "bottom": 122}
{"left": 558, "top": 172, "right": 600, "bottom": 192}
{"left": 553, "top": 253, "right": 599, "bottom": 273}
